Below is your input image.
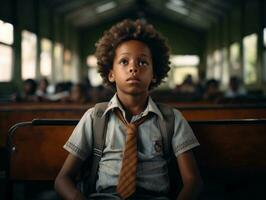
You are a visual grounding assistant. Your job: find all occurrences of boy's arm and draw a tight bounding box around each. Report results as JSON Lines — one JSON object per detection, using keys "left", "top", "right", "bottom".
{"left": 176, "top": 150, "right": 203, "bottom": 200}
{"left": 54, "top": 153, "right": 87, "bottom": 200}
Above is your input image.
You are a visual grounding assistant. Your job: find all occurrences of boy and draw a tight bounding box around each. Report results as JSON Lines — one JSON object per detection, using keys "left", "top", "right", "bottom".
{"left": 55, "top": 19, "right": 202, "bottom": 200}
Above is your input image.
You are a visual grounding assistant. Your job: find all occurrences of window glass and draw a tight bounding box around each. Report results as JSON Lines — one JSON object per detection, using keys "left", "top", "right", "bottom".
{"left": 263, "top": 50, "right": 266, "bottom": 82}
{"left": 170, "top": 55, "right": 199, "bottom": 86}
{"left": 0, "top": 19, "right": 14, "bottom": 82}
{"left": 172, "top": 66, "right": 198, "bottom": 86}
{"left": 87, "top": 55, "right": 97, "bottom": 67}
{"left": 263, "top": 28, "right": 266, "bottom": 82}
{"left": 22, "top": 30, "right": 37, "bottom": 79}
{"left": 88, "top": 68, "right": 103, "bottom": 87}
{"left": 0, "top": 19, "right": 13, "bottom": 45}
{"left": 40, "top": 38, "right": 52, "bottom": 77}
{"left": 229, "top": 42, "right": 241, "bottom": 76}
{"left": 243, "top": 33, "right": 257, "bottom": 84}
{"left": 213, "top": 50, "right": 222, "bottom": 80}
{"left": 206, "top": 53, "right": 214, "bottom": 79}
{"left": 86, "top": 54, "right": 102, "bottom": 86}
{"left": 0, "top": 44, "right": 12, "bottom": 81}
{"left": 264, "top": 28, "right": 266, "bottom": 47}
{"left": 63, "top": 49, "right": 72, "bottom": 80}
{"left": 221, "top": 47, "right": 229, "bottom": 86}
{"left": 54, "top": 43, "right": 64, "bottom": 82}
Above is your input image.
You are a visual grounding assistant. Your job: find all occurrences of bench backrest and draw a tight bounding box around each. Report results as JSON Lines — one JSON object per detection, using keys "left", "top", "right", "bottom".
{"left": 7, "top": 119, "right": 266, "bottom": 181}
{"left": 2, "top": 103, "right": 266, "bottom": 148}
{"left": 7, "top": 119, "right": 78, "bottom": 181}
{"left": 190, "top": 119, "right": 266, "bottom": 171}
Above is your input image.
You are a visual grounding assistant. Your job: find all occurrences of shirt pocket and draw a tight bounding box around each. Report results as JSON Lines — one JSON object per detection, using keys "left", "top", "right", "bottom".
{"left": 107, "top": 123, "right": 125, "bottom": 151}
{"left": 151, "top": 136, "right": 163, "bottom": 156}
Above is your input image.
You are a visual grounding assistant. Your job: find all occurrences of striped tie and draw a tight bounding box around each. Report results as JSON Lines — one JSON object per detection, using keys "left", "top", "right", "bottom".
{"left": 115, "top": 109, "right": 149, "bottom": 199}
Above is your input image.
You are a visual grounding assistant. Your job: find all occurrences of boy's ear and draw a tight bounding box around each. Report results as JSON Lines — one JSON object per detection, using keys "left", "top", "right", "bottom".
{"left": 108, "top": 70, "right": 115, "bottom": 82}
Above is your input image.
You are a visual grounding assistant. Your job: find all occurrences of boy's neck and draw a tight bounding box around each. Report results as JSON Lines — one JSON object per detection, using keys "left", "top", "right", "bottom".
{"left": 116, "top": 92, "right": 149, "bottom": 116}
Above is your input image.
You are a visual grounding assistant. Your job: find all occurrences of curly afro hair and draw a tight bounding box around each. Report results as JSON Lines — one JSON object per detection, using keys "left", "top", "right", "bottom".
{"left": 95, "top": 19, "right": 171, "bottom": 89}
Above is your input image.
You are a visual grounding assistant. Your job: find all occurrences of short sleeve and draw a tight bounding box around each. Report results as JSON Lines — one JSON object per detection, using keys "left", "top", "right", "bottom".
{"left": 63, "top": 108, "right": 94, "bottom": 160}
{"left": 172, "top": 109, "right": 200, "bottom": 157}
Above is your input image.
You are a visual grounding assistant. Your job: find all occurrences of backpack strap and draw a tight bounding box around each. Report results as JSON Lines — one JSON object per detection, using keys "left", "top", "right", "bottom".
{"left": 156, "top": 103, "right": 175, "bottom": 160}
{"left": 157, "top": 103, "right": 180, "bottom": 198}
{"left": 82, "top": 102, "right": 109, "bottom": 195}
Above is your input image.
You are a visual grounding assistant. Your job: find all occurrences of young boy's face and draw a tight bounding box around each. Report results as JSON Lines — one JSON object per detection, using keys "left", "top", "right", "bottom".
{"left": 108, "top": 40, "right": 155, "bottom": 96}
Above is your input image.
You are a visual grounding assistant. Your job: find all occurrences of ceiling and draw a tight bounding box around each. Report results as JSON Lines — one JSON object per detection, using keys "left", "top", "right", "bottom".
{"left": 43, "top": 0, "right": 240, "bottom": 31}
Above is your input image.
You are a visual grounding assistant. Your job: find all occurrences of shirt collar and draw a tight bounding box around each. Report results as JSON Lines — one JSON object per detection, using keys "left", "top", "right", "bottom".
{"left": 102, "top": 93, "right": 164, "bottom": 120}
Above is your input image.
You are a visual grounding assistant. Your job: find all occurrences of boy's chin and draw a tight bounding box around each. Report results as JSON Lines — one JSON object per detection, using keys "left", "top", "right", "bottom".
{"left": 125, "top": 89, "right": 149, "bottom": 96}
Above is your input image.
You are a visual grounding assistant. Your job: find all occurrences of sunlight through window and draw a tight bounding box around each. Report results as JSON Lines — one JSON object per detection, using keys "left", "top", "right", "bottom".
{"left": 243, "top": 33, "right": 257, "bottom": 84}
{"left": 0, "top": 19, "right": 13, "bottom": 82}
{"left": 40, "top": 38, "right": 52, "bottom": 77}
{"left": 22, "top": 30, "right": 37, "bottom": 79}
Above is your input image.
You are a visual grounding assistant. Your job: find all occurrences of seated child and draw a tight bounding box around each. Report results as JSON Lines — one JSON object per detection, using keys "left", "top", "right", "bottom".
{"left": 55, "top": 19, "right": 203, "bottom": 200}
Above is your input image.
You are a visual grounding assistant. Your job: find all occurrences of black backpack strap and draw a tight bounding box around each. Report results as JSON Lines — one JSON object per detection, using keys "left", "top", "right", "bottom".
{"left": 82, "top": 102, "right": 109, "bottom": 195}
{"left": 156, "top": 103, "right": 175, "bottom": 160}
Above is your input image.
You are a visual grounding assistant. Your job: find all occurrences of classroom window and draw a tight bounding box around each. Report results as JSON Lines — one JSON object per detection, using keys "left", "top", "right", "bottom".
{"left": 221, "top": 47, "right": 229, "bottom": 87}
{"left": 40, "top": 38, "right": 52, "bottom": 77}
{"left": 21, "top": 30, "right": 37, "bottom": 79}
{"left": 54, "top": 43, "right": 64, "bottom": 82}
{"left": 170, "top": 55, "right": 199, "bottom": 86}
{"left": 0, "top": 19, "right": 14, "bottom": 82}
{"left": 229, "top": 42, "right": 241, "bottom": 76}
{"left": 263, "top": 28, "right": 266, "bottom": 82}
{"left": 0, "top": 19, "right": 13, "bottom": 45}
{"left": 264, "top": 28, "right": 266, "bottom": 47}
{"left": 213, "top": 50, "right": 222, "bottom": 81}
{"left": 63, "top": 49, "right": 72, "bottom": 81}
{"left": 243, "top": 33, "right": 257, "bottom": 85}
{"left": 86, "top": 54, "right": 103, "bottom": 87}
{"left": 0, "top": 44, "right": 13, "bottom": 81}
{"left": 206, "top": 53, "right": 214, "bottom": 79}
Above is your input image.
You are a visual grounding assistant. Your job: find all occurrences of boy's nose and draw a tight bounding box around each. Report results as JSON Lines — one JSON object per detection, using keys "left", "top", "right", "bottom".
{"left": 129, "top": 62, "right": 138, "bottom": 74}
{"left": 129, "top": 68, "right": 138, "bottom": 73}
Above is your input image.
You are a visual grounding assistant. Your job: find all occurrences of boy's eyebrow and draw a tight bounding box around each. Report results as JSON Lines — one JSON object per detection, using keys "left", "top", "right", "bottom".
{"left": 118, "top": 53, "right": 151, "bottom": 57}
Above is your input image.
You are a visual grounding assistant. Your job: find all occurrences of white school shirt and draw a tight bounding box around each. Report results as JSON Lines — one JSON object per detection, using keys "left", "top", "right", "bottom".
{"left": 64, "top": 94, "right": 199, "bottom": 194}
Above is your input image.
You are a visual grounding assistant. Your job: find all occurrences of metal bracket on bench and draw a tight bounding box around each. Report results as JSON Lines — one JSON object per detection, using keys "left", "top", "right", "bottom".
{"left": 7, "top": 121, "right": 32, "bottom": 152}
{"left": 7, "top": 119, "right": 79, "bottom": 152}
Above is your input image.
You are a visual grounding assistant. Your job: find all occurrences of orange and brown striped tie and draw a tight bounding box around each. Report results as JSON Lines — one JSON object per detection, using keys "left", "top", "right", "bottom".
{"left": 115, "top": 109, "right": 149, "bottom": 199}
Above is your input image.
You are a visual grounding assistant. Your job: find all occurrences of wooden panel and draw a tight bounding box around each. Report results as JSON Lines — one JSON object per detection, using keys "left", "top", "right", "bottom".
{"left": 9, "top": 126, "right": 74, "bottom": 180}
{"left": 0, "top": 103, "right": 90, "bottom": 147}
{"left": 191, "top": 121, "right": 266, "bottom": 170}
{"left": 181, "top": 107, "right": 266, "bottom": 120}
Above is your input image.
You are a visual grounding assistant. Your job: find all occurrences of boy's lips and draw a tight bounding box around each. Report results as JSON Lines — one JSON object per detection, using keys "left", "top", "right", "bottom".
{"left": 126, "top": 77, "right": 140, "bottom": 83}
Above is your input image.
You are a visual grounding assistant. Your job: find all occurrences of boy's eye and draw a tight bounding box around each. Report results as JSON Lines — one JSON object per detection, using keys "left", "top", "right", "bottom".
{"left": 139, "top": 60, "right": 149, "bottom": 66}
{"left": 119, "top": 58, "right": 128, "bottom": 65}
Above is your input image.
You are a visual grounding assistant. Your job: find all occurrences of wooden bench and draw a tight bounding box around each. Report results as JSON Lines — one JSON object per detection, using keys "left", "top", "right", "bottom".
{"left": 5, "top": 119, "right": 78, "bottom": 200}
{"left": 190, "top": 119, "right": 266, "bottom": 199}
{"left": 5, "top": 118, "right": 266, "bottom": 199}
{"left": 1, "top": 102, "right": 266, "bottom": 148}
{"left": 0, "top": 103, "right": 90, "bottom": 147}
